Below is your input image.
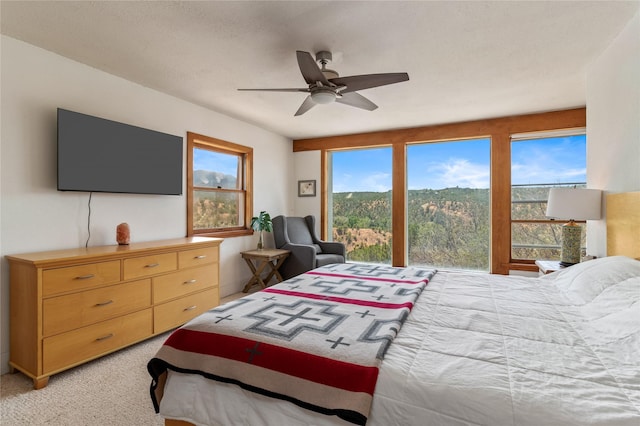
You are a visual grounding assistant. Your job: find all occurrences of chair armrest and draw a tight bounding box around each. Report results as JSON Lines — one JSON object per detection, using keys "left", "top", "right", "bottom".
{"left": 282, "top": 243, "right": 317, "bottom": 260}
{"left": 279, "top": 243, "right": 317, "bottom": 280}
{"left": 318, "top": 241, "right": 346, "bottom": 257}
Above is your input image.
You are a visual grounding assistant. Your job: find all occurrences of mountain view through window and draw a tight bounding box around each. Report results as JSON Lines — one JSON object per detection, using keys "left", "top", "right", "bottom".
{"left": 328, "top": 133, "right": 586, "bottom": 271}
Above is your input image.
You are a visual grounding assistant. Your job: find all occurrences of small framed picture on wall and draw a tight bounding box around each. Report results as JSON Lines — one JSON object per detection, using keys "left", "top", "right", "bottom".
{"left": 298, "top": 180, "right": 316, "bottom": 197}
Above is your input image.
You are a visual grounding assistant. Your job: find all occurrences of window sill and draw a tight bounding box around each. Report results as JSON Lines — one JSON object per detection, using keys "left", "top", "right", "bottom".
{"left": 192, "top": 229, "right": 253, "bottom": 238}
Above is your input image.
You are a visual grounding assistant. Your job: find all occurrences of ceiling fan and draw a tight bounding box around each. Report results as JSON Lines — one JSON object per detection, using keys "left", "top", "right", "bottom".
{"left": 238, "top": 50, "right": 409, "bottom": 116}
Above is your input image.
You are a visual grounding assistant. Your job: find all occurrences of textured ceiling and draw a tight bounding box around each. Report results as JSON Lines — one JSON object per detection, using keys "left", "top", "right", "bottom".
{"left": 1, "top": 1, "right": 638, "bottom": 140}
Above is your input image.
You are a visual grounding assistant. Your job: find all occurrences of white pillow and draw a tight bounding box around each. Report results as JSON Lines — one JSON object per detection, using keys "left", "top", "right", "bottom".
{"left": 548, "top": 256, "right": 640, "bottom": 305}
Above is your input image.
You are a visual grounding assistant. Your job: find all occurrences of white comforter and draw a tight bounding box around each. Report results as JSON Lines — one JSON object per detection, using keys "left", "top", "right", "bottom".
{"left": 159, "top": 257, "right": 640, "bottom": 425}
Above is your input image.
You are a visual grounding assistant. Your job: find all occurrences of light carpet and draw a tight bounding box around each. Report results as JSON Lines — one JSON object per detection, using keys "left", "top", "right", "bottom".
{"left": 1, "top": 332, "right": 171, "bottom": 425}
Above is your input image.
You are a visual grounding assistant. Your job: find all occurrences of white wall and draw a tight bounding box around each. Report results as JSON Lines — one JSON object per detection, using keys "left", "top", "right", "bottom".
{"left": 586, "top": 10, "right": 640, "bottom": 257}
{"left": 293, "top": 150, "right": 322, "bottom": 234}
{"left": 0, "top": 36, "right": 294, "bottom": 373}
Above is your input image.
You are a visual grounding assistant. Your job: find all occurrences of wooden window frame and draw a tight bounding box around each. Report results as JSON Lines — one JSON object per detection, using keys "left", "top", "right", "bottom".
{"left": 294, "top": 108, "right": 586, "bottom": 274}
{"left": 509, "top": 131, "right": 586, "bottom": 266}
{"left": 186, "top": 131, "right": 253, "bottom": 238}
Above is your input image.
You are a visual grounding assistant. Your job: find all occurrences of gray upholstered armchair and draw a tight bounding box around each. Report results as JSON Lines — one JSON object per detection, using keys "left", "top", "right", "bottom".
{"left": 272, "top": 215, "right": 346, "bottom": 280}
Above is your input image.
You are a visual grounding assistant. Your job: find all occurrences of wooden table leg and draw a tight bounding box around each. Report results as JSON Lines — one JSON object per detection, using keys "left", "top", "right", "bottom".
{"left": 253, "top": 260, "right": 270, "bottom": 288}
{"left": 242, "top": 258, "right": 270, "bottom": 292}
{"left": 272, "top": 255, "right": 288, "bottom": 282}
{"left": 242, "top": 258, "right": 258, "bottom": 292}
{"left": 262, "top": 255, "right": 288, "bottom": 284}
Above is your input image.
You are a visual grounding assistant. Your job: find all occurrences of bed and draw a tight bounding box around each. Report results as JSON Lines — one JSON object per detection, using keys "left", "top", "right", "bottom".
{"left": 148, "top": 192, "right": 640, "bottom": 426}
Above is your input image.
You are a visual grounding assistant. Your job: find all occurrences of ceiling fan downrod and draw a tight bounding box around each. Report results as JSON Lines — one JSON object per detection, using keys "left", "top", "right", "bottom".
{"left": 315, "top": 51, "right": 339, "bottom": 80}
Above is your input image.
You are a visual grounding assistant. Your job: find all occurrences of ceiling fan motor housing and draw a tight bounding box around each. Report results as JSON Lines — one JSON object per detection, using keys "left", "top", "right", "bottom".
{"left": 315, "top": 50, "right": 332, "bottom": 64}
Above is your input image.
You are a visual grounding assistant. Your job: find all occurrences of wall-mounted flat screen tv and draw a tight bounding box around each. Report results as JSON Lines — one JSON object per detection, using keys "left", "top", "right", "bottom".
{"left": 57, "top": 108, "right": 183, "bottom": 195}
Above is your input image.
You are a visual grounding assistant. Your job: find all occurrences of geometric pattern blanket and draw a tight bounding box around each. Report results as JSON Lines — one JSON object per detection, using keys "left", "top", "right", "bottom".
{"left": 148, "top": 263, "right": 436, "bottom": 425}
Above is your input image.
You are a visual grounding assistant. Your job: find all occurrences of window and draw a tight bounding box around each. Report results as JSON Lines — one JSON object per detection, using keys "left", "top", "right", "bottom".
{"left": 187, "top": 132, "right": 253, "bottom": 238}
{"left": 302, "top": 108, "right": 585, "bottom": 273}
{"left": 328, "top": 147, "right": 393, "bottom": 264}
{"left": 327, "top": 139, "right": 491, "bottom": 271}
{"left": 407, "top": 138, "right": 490, "bottom": 271}
{"left": 510, "top": 131, "right": 587, "bottom": 262}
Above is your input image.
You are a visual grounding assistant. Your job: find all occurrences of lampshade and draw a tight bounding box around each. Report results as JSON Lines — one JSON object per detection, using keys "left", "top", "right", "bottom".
{"left": 546, "top": 188, "right": 602, "bottom": 221}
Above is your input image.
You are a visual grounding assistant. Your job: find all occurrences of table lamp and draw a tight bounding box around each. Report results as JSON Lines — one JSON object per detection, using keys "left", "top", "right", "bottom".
{"left": 546, "top": 188, "right": 602, "bottom": 266}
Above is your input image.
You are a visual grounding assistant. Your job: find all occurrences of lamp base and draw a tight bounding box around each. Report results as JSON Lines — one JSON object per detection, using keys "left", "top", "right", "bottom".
{"left": 560, "top": 220, "right": 582, "bottom": 265}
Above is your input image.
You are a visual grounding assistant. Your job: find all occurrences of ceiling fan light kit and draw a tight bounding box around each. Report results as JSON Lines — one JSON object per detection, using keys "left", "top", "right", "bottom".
{"left": 238, "top": 50, "right": 409, "bottom": 116}
{"left": 310, "top": 88, "right": 336, "bottom": 104}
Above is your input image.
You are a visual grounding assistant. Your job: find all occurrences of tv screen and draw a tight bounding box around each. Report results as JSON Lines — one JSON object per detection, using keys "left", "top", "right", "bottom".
{"left": 57, "top": 108, "right": 183, "bottom": 195}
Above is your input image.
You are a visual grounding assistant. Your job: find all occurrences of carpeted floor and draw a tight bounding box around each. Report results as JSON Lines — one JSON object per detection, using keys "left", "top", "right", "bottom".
{"left": 0, "top": 332, "right": 171, "bottom": 425}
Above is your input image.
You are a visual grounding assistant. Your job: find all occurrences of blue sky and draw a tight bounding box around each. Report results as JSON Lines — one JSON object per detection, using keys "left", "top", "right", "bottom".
{"left": 194, "top": 148, "right": 239, "bottom": 176}
{"left": 331, "top": 135, "right": 587, "bottom": 192}
{"left": 195, "top": 136, "right": 587, "bottom": 192}
{"left": 511, "top": 135, "right": 587, "bottom": 185}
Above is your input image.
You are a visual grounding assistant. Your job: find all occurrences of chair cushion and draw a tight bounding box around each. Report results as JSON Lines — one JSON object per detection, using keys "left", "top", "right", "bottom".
{"left": 316, "top": 254, "right": 345, "bottom": 267}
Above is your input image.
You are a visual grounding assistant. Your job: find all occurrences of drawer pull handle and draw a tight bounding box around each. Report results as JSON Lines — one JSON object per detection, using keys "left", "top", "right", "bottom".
{"left": 75, "top": 274, "right": 95, "bottom": 280}
{"left": 183, "top": 279, "right": 197, "bottom": 284}
{"left": 194, "top": 255, "right": 207, "bottom": 259}
{"left": 145, "top": 263, "right": 160, "bottom": 268}
{"left": 184, "top": 305, "right": 197, "bottom": 312}
{"left": 96, "top": 333, "right": 114, "bottom": 341}
{"left": 95, "top": 300, "right": 114, "bottom": 307}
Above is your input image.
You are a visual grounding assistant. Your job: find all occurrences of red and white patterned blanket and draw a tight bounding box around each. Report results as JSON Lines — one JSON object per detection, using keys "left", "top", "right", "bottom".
{"left": 148, "top": 263, "right": 436, "bottom": 425}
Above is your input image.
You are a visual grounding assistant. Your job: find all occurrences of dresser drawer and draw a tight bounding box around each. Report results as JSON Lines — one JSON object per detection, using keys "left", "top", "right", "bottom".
{"left": 43, "top": 279, "right": 151, "bottom": 337}
{"left": 153, "top": 264, "right": 218, "bottom": 304}
{"left": 43, "top": 309, "right": 152, "bottom": 374}
{"left": 42, "top": 261, "right": 121, "bottom": 297}
{"left": 123, "top": 252, "right": 177, "bottom": 280}
{"left": 154, "top": 288, "right": 218, "bottom": 333}
{"left": 178, "top": 246, "right": 219, "bottom": 269}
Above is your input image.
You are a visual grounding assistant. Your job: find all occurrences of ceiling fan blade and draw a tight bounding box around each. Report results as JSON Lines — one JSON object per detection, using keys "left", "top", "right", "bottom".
{"left": 330, "top": 73, "right": 409, "bottom": 94}
{"left": 238, "top": 88, "right": 309, "bottom": 93}
{"left": 294, "top": 96, "right": 316, "bottom": 116}
{"left": 296, "top": 51, "right": 330, "bottom": 86}
{"left": 335, "top": 92, "right": 378, "bottom": 111}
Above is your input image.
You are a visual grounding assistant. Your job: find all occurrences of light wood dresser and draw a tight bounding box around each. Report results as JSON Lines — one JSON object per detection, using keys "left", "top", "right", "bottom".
{"left": 6, "top": 236, "right": 223, "bottom": 389}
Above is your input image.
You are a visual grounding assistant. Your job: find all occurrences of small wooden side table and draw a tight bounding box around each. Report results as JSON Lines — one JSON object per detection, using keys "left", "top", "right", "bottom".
{"left": 241, "top": 248, "right": 290, "bottom": 292}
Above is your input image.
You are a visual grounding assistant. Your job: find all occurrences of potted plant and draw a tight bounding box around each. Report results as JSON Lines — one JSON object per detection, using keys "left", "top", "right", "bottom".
{"left": 250, "top": 211, "right": 273, "bottom": 250}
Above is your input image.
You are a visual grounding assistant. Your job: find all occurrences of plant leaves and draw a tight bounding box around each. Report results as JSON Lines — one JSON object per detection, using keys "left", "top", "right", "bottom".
{"left": 251, "top": 211, "right": 272, "bottom": 232}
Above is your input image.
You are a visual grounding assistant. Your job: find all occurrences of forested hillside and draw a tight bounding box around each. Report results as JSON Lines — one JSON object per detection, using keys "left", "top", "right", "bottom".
{"left": 332, "top": 187, "right": 565, "bottom": 270}
{"left": 192, "top": 171, "right": 568, "bottom": 269}
{"left": 192, "top": 170, "right": 238, "bottom": 229}
{"left": 332, "top": 188, "right": 491, "bottom": 269}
